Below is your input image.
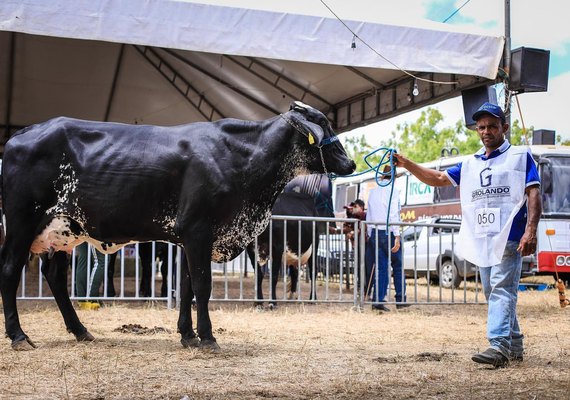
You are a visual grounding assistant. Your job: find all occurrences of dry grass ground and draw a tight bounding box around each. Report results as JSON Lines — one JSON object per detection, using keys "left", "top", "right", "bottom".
{"left": 1, "top": 285, "right": 570, "bottom": 400}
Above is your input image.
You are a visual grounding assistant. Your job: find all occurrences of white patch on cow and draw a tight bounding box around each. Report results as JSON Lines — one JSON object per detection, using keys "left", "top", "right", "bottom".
{"left": 212, "top": 204, "right": 273, "bottom": 263}
{"left": 283, "top": 244, "right": 312, "bottom": 267}
{"left": 84, "top": 238, "right": 136, "bottom": 255}
{"left": 30, "top": 216, "right": 82, "bottom": 254}
{"left": 46, "top": 159, "right": 87, "bottom": 227}
{"left": 153, "top": 214, "right": 177, "bottom": 233}
{"left": 30, "top": 215, "right": 135, "bottom": 255}
{"left": 293, "top": 101, "right": 313, "bottom": 110}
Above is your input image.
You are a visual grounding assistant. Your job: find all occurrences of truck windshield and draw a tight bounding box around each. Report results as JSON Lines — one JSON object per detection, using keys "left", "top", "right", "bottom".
{"left": 541, "top": 156, "right": 570, "bottom": 216}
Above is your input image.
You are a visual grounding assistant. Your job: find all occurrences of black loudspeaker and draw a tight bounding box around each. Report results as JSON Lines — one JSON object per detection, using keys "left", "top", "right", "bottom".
{"left": 533, "top": 129, "right": 555, "bottom": 145}
{"left": 461, "top": 85, "right": 498, "bottom": 130}
{"left": 509, "top": 47, "right": 550, "bottom": 93}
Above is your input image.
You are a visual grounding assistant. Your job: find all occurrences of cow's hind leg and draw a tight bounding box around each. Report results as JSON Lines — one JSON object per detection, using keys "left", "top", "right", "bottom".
{"left": 40, "top": 251, "right": 94, "bottom": 342}
{"left": 138, "top": 242, "right": 153, "bottom": 297}
{"left": 246, "top": 243, "right": 265, "bottom": 308}
{"left": 177, "top": 255, "right": 199, "bottom": 348}
{"left": 0, "top": 239, "right": 36, "bottom": 350}
{"left": 288, "top": 265, "right": 299, "bottom": 300}
{"left": 268, "top": 255, "right": 282, "bottom": 310}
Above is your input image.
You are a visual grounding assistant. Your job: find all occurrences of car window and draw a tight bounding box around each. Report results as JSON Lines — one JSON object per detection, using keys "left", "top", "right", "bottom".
{"left": 402, "top": 225, "right": 423, "bottom": 242}
{"left": 431, "top": 219, "right": 460, "bottom": 235}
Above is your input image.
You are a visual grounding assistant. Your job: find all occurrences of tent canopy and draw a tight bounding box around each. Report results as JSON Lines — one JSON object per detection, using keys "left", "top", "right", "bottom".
{"left": 0, "top": 0, "right": 504, "bottom": 150}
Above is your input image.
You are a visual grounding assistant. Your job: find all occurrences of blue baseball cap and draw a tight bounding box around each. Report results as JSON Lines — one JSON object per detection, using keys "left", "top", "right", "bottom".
{"left": 472, "top": 102, "right": 506, "bottom": 124}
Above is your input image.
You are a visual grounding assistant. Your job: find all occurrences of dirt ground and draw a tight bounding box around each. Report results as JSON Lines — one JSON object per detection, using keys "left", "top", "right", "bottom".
{"left": 1, "top": 286, "right": 570, "bottom": 400}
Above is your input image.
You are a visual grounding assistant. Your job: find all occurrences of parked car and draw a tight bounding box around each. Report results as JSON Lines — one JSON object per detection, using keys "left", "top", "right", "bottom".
{"left": 401, "top": 217, "right": 476, "bottom": 289}
{"left": 316, "top": 234, "right": 354, "bottom": 277}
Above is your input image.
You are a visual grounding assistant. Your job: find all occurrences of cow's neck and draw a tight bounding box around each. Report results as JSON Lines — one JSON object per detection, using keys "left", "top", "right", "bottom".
{"left": 211, "top": 117, "right": 311, "bottom": 262}
{"left": 249, "top": 117, "right": 309, "bottom": 199}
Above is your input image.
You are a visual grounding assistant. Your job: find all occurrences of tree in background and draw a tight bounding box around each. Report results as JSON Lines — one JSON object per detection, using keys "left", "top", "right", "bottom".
{"left": 341, "top": 107, "right": 556, "bottom": 171}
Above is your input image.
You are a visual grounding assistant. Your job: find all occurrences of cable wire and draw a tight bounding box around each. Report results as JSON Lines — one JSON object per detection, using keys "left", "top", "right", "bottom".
{"left": 319, "top": 0, "right": 458, "bottom": 85}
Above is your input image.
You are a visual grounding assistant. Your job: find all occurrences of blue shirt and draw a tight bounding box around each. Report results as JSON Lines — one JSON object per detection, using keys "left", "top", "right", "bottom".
{"left": 445, "top": 141, "right": 540, "bottom": 242}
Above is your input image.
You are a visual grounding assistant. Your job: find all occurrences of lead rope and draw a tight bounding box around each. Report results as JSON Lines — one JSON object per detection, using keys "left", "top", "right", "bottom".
{"left": 332, "top": 147, "right": 398, "bottom": 235}
{"left": 557, "top": 279, "right": 570, "bottom": 308}
{"left": 553, "top": 259, "right": 570, "bottom": 308}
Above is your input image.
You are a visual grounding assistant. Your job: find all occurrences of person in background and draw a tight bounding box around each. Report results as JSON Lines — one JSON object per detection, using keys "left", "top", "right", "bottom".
{"left": 393, "top": 102, "right": 541, "bottom": 367}
{"left": 366, "top": 165, "right": 405, "bottom": 312}
{"left": 342, "top": 199, "right": 368, "bottom": 287}
{"left": 342, "top": 199, "right": 366, "bottom": 245}
{"left": 75, "top": 243, "right": 116, "bottom": 310}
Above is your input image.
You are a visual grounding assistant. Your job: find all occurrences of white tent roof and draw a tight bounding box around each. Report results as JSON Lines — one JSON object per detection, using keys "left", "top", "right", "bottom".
{"left": 0, "top": 0, "right": 504, "bottom": 149}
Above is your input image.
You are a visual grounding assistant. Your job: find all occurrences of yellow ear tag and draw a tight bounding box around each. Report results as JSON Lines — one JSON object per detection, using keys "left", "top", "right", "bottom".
{"left": 308, "top": 133, "right": 315, "bottom": 145}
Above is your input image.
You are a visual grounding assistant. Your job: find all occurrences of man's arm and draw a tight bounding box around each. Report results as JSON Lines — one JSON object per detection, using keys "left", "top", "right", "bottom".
{"left": 517, "top": 185, "right": 541, "bottom": 256}
{"left": 393, "top": 153, "right": 452, "bottom": 187}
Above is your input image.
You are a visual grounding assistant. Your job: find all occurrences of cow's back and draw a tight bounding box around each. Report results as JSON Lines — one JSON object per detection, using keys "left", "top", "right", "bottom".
{"left": 2, "top": 117, "right": 201, "bottom": 243}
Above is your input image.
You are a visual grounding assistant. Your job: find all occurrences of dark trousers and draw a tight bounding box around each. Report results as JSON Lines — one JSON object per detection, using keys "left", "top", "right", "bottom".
{"left": 367, "top": 229, "right": 405, "bottom": 303}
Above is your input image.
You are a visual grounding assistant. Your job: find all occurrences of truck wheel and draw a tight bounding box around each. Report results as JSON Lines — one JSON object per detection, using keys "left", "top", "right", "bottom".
{"left": 439, "top": 259, "right": 461, "bottom": 289}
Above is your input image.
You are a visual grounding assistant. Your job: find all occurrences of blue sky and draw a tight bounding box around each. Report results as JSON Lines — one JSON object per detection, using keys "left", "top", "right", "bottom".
{"left": 344, "top": 0, "right": 570, "bottom": 145}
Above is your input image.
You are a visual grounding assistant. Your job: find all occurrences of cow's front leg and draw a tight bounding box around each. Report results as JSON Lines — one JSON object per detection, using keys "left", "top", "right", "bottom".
{"left": 269, "top": 256, "right": 281, "bottom": 309}
{"left": 41, "top": 252, "right": 94, "bottom": 342}
{"left": 177, "top": 255, "right": 199, "bottom": 348}
{"left": 183, "top": 230, "right": 219, "bottom": 352}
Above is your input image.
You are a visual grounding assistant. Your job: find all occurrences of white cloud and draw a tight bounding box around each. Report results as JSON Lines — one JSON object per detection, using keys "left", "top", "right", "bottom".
{"left": 456, "top": 0, "right": 569, "bottom": 54}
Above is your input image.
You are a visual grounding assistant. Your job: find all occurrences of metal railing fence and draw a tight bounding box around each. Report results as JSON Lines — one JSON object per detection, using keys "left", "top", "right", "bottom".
{"left": 16, "top": 217, "right": 485, "bottom": 309}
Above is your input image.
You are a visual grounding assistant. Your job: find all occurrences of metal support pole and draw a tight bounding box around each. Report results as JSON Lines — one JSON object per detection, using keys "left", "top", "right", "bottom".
{"left": 504, "top": 0, "right": 512, "bottom": 141}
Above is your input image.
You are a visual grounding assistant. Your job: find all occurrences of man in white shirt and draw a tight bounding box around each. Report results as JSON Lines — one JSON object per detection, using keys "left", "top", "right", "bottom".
{"left": 393, "top": 102, "right": 541, "bottom": 367}
{"left": 366, "top": 166, "right": 406, "bottom": 311}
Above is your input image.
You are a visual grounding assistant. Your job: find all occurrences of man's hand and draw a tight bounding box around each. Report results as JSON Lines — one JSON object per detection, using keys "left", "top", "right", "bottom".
{"left": 391, "top": 236, "right": 401, "bottom": 253}
{"left": 392, "top": 153, "right": 451, "bottom": 187}
{"left": 517, "top": 228, "right": 537, "bottom": 256}
{"left": 392, "top": 153, "right": 410, "bottom": 169}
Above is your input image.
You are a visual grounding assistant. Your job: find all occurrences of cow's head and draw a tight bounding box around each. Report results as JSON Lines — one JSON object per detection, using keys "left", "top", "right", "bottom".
{"left": 286, "top": 101, "right": 355, "bottom": 176}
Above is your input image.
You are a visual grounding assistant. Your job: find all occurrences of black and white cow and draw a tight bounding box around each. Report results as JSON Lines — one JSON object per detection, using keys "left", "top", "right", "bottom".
{"left": 0, "top": 101, "right": 355, "bottom": 351}
{"left": 247, "top": 174, "right": 333, "bottom": 308}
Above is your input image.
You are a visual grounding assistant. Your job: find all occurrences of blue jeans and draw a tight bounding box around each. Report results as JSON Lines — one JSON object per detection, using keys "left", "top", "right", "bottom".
{"left": 368, "top": 229, "right": 405, "bottom": 303}
{"left": 479, "top": 241, "right": 524, "bottom": 357}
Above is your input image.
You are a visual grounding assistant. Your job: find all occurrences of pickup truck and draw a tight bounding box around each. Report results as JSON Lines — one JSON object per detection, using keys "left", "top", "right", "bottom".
{"left": 401, "top": 217, "right": 476, "bottom": 289}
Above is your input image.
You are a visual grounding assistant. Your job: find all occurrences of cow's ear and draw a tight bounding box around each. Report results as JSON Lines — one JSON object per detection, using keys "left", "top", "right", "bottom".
{"left": 289, "top": 112, "right": 324, "bottom": 146}
{"left": 302, "top": 121, "right": 324, "bottom": 146}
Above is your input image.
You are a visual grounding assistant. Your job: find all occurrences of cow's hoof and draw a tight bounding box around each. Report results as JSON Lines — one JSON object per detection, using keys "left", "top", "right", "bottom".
{"left": 76, "top": 331, "right": 96, "bottom": 342}
{"left": 199, "top": 339, "right": 221, "bottom": 353}
{"left": 181, "top": 336, "right": 200, "bottom": 348}
{"left": 255, "top": 304, "right": 265, "bottom": 312}
{"left": 268, "top": 303, "right": 277, "bottom": 311}
{"left": 11, "top": 337, "right": 37, "bottom": 351}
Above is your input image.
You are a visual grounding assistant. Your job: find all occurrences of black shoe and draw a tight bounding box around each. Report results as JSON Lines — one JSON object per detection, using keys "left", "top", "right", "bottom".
{"left": 371, "top": 304, "right": 390, "bottom": 312}
{"left": 396, "top": 303, "right": 411, "bottom": 309}
{"left": 510, "top": 353, "right": 524, "bottom": 362}
{"left": 472, "top": 348, "right": 509, "bottom": 367}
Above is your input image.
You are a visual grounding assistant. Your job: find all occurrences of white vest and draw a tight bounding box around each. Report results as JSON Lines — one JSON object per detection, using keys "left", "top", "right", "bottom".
{"left": 457, "top": 146, "right": 528, "bottom": 267}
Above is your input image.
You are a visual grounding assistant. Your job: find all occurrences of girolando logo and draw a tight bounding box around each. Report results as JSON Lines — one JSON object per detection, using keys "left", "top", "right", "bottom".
{"left": 479, "top": 167, "right": 492, "bottom": 187}
{"left": 472, "top": 186, "right": 510, "bottom": 201}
